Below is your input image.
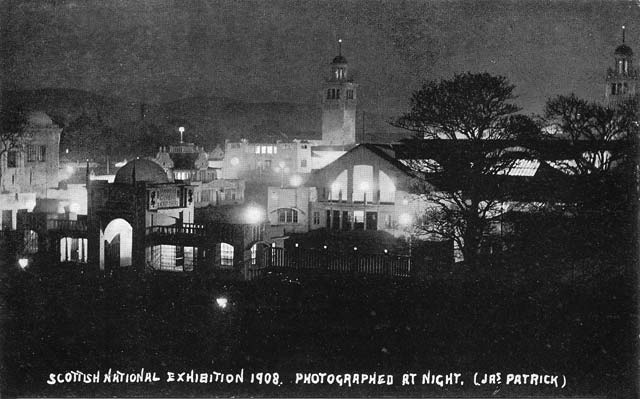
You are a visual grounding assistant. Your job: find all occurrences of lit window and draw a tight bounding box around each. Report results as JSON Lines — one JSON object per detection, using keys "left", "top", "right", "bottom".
{"left": 220, "top": 243, "right": 234, "bottom": 267}
{"left": 261, "top": 146, "right": 267, "bottom": 154}
{"left": 267, "top": 146, "right": 273, "bottom": 154}
{"left": 255, "top": 146, "right": 260, "bottom": 154}
{"left": 251, "top": 244, "right": 257, "bottom": 265}
{"left": 277, "top": 208, "right": 298, "bottom": 224}
{"left": 273, "top": 146, "right": 277, "bottom": 154}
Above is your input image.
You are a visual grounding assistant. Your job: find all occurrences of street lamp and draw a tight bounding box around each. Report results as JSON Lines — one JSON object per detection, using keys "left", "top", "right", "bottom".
{"left": 178, "top": 126, "right": 185, "bottom": 143}
{"left": 18, "top": 258, "right": 29, "bottom": 269}
{"left": 360, "top": 181, "right": 369, "bottom": 230}
{"left": 274, "top": 161, "right": 289, "bottom": 188}
{"left": 399, "top": 213, "right": 413, "bottom": 272}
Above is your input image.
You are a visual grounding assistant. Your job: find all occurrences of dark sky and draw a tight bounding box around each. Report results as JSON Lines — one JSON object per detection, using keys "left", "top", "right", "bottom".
{"left": 2, "top": 0, "right": 640, "bottom": 114}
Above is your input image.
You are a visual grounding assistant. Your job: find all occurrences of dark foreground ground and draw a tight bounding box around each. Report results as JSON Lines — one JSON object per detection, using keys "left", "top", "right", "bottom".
{"left": 0, "top": 259, "right": 637, "bottom": 398}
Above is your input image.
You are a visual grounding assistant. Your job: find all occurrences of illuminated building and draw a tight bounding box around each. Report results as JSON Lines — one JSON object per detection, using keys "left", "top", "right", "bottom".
{"left": 0, "top": 112, "right": 61, "bottom": 230}
{"left": 87, "top": 159, "right": 196, "bottom": 272}
{"left": 267, "top": 144, "right": 431, "bottom": 235}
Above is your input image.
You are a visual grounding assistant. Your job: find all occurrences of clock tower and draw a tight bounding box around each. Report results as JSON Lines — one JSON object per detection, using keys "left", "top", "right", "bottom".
{"left": 321, "top": 40, "right": 358, "bottom": 146}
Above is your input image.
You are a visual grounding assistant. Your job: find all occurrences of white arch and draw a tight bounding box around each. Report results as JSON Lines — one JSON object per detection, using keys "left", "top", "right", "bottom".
{"left": 103, "top": 218, "right": 133, "bottom": 267}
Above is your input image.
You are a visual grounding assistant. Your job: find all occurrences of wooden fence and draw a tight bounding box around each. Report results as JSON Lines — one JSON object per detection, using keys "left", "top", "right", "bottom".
{"left": 267, "top": 247, "right": 412, "bottom": 278}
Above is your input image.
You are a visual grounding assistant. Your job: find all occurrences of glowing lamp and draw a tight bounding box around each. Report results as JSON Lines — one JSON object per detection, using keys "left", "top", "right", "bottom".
{"left": 290, "top": 175, "right": 303, "bottom": 187}
{"left": 69, "top": 202, "right": 81, "bottom": 213}
{"left": 245, "top": 206, "right": 263, "bottom": 224}
{"left": 18, "top": 258, "right": 28, "bottom": 269}
{"left": 399, "top": 213, "right": 412, "bottom": 227}
{"left": 353, "top": 246, "right": 358, "bottom": 251}
{"left": 216, "top": 297, "right": 228, "bottom": 309}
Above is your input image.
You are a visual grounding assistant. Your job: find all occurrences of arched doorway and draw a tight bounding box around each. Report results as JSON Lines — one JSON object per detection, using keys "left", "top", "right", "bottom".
{"left": 101, "top": 218, "right": 133, "bottom": 270}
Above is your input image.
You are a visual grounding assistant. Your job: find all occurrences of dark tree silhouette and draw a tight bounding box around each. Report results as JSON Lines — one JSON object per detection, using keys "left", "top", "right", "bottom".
{"left": 394, "top": 72, "right": 539, "bottom": 265}
{"left": 544, "top": 93, "right": 638, "bottom": 176}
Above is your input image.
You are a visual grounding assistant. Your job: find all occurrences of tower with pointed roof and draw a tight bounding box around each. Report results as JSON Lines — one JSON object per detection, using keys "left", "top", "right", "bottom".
{"left": 321, "top": 39, "right": 358, "bottom": 146}
{"left": 605, "top": 26, "right": 638, "bottom": 107}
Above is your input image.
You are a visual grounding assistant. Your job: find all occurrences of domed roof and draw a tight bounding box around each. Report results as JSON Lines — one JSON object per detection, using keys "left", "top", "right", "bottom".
{"left": 27, "top": 111, "right": 54, "bottom": 127}
{"left": 615, "top": 44, "right": 633, "bottom": 56}
{"left": 114, "top": 159, "right": 169, "bottom": 185}
{"left": 332, "top": 55, "right": 348, "bottom": 64}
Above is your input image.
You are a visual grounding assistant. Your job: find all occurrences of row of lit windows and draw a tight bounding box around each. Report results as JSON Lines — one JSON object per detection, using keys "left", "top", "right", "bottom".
{"left": 617, "top": 59, "right": 630, "bottom": 74}
{"left": 5, "top": 145, "right": 47, "bottom": 168}
{"left": 326, "top": 89, "right": 355, "bottom": 100}
{"left": 611, "top": 82, "right": 630, "bottom": 95}
{"left": 255, "top": 145, "right": 278, "bottom": 154}
{"left": 277, "top": 208, "right": 299, "bottom": 224}
{"left": 27, "top": 145, "right": 47, "bottom": 162}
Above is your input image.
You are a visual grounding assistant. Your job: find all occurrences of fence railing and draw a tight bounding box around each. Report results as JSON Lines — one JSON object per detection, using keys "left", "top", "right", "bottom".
{"left": 268, "top": 247, "right": 411, "bottom": 278}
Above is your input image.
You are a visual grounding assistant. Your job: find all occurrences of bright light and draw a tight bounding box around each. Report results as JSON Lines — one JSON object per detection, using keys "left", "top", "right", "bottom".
{"left": 65, "top": 148, "right": 69, "bottom": 154}
{"left": 230, "top": 157, "right": 240, "bottom": 166}
{"left": 294, "top": 243, "right": 299, "bottom": 248}
{"left": 115, "top": 160, "right": 127, "bottom": 167}
{"left": 290, "top": 175, "right": 303, "bottom": 187}
{"left": 18, "top": 258, "right": 28, "bottom": 269}
{"left": 179, "top": 126, "right": 185, "bottom": 133}
{"left": 353, "top": 246, "right": 358, "bottom": 251}
{"left": 323, "top": 245, "right": 327, "bottom": 249}
{"left": 245, "top": 206, "right": 263, "bottom": 224}
{"left": 216, "top": 297, "right": 228, "bottom": 309}
{"left": 384, "top": 249, "right": 388, "bottom": 254}
{"left": 399, "top": 213, "right": 412, "bottom": 227}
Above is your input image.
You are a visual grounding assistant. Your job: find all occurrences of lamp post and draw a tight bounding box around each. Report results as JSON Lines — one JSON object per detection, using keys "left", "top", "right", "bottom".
{"left": 178, "top": 126, "right": 185, "bottom": 144}
{"left": 360, "top": 181, "right": 369, "bottom": 230}
{"left": 399, "top": 213, "right": 413, "bottom": 273}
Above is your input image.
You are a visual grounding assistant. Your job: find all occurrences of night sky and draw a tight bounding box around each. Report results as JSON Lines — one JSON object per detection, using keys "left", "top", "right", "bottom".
{"left": 2, "top": 0, "right": 640, "bottom": 115}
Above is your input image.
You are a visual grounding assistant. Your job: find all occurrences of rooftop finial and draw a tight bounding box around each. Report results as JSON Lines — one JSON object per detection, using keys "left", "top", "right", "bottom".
{"left": 338, "top": 39, "right": 342, "bottom": 56}
{"left": 622, "top": 25, "right": 626, "bottom": 44}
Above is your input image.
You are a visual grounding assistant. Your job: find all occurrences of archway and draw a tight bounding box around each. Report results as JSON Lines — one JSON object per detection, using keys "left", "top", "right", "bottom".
{"left": 102, "top": 218, "right": 133, "bottom": 269}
